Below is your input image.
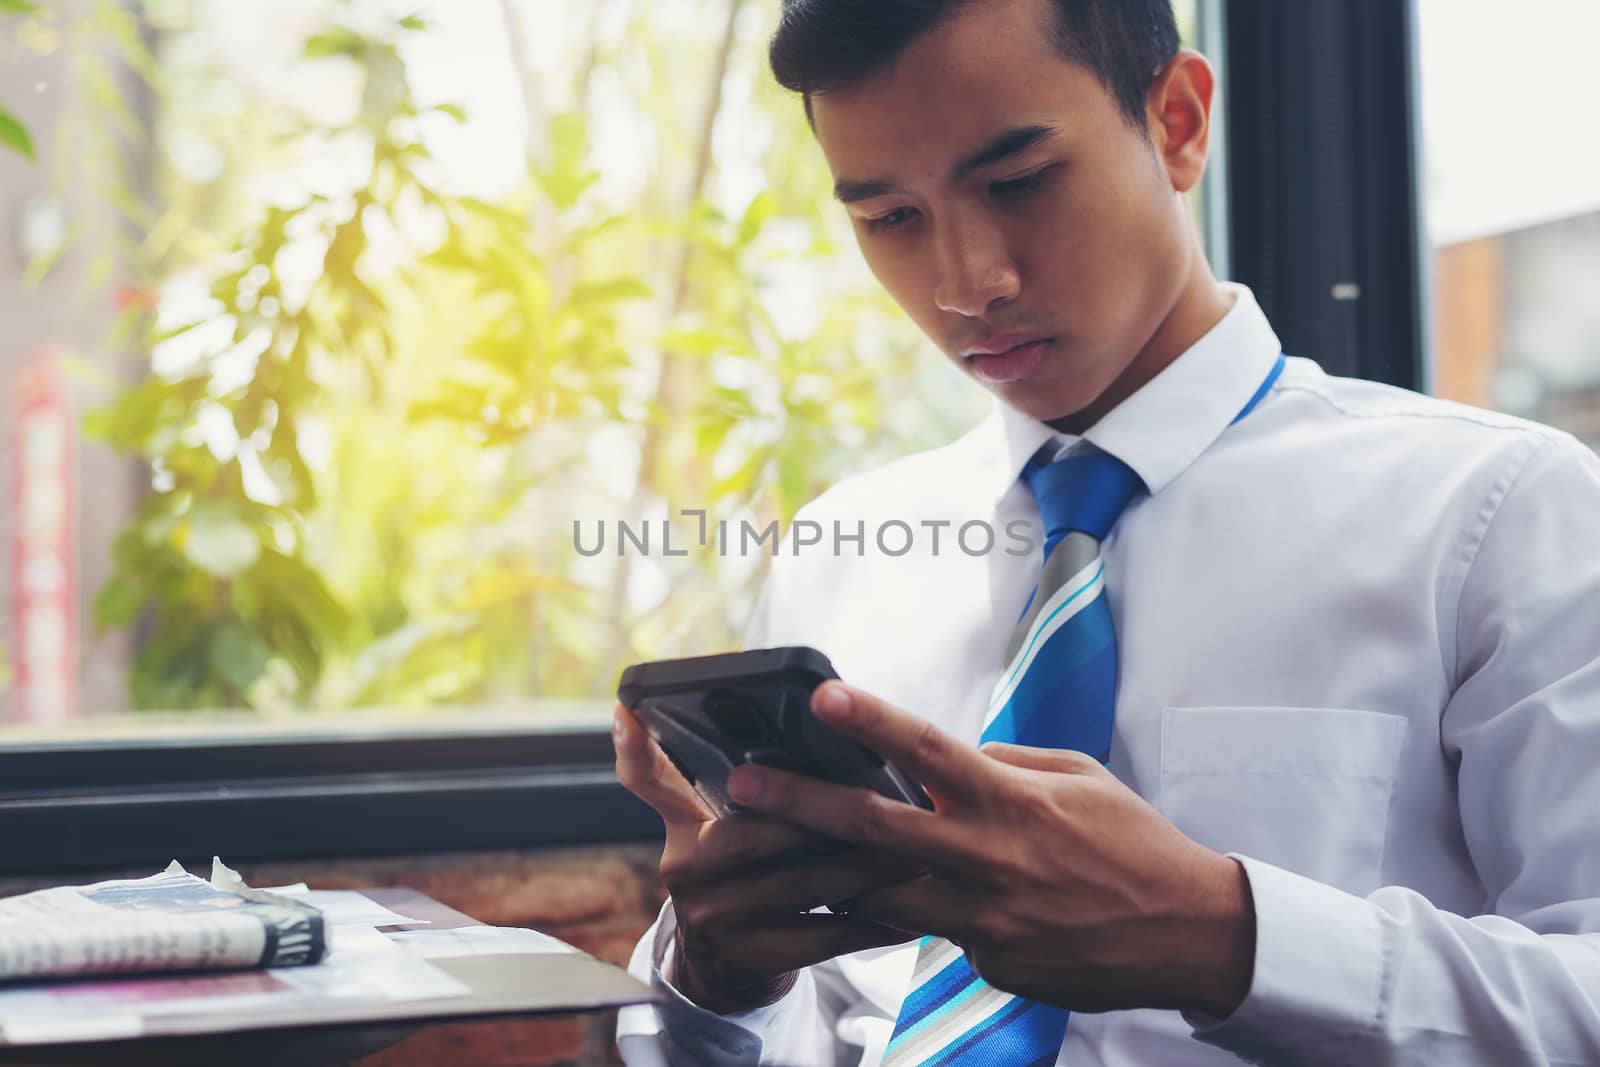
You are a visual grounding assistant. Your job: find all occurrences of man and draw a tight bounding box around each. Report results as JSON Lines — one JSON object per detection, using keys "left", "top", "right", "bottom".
{"left": 614, "top": 0, "right": 1600, "bottom": 1063}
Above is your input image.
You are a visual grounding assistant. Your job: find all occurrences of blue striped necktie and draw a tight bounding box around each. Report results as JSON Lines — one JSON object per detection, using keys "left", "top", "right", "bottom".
{"left": 882, "top": 354, "right": 1286, "bottom": 1067}
{"left": 879, "top": 445, "right": 1141, "bottom": 1067}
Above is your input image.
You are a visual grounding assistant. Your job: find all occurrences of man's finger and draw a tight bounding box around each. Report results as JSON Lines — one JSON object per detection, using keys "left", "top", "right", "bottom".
{"left": 736, "top": 845, "right": 922, "bottom": 915}
{"left": 811, "top": 683, "right": 991, "bottom": 803}
{"left": 845, "top": 874, "right": 974, "bottom": 941}
{"left": 613, "top": 704, "right": 713, "bottom": 825}
{"left": 979, "top": 741, "right": 1106, "bottom": 777}
{"left": 736, "top": 914, "right": 915, "bottom": 975}
{"left": 726, "top": 762, "right": 970, "bottom": 861}
{"left": 692, "top": 812, "right": 841, "bottom": 881}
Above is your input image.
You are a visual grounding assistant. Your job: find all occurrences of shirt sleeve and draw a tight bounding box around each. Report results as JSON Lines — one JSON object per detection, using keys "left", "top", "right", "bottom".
{"left": 616, "top": 562, "right": 893, "bottom": 1066}
{"left": 617, "top": 898, "right": 870, "bottom": 1067}
{"left": 1190, "top": 434, "right": 1600, "bottom": 1066}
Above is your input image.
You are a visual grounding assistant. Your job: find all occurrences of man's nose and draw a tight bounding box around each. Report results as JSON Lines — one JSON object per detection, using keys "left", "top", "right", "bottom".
{"left": 933, "top": 218, "right": 1021, "bottom": 319}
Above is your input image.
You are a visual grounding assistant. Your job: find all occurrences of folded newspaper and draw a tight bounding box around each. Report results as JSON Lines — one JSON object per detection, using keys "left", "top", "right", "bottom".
{"left": 0, "top": 859, "right": 326, "bottom": 983}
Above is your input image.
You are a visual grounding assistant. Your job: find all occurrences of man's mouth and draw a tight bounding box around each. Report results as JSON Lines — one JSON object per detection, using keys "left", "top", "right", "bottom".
{"left": 962, "top": 336, "right": 1053, "bottom": 385}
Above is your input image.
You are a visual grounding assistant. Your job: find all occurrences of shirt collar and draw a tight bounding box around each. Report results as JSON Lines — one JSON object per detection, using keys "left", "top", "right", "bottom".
{"left": 983, "top": 282, "right": 1283, "bottom": 505}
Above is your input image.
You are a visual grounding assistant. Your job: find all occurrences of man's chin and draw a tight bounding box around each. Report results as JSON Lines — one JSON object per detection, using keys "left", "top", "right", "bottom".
{"left": 991, "top": 380, "right": 1100, "bottom": 430}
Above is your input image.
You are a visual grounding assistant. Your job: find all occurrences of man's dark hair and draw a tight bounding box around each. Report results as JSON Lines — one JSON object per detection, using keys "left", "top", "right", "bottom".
{"left": 769, "top": 0, "right": 1180, "bottom": 132}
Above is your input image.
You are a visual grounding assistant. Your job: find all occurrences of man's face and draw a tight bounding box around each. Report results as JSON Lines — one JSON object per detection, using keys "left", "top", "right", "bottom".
{"left": 810, "top": 0, "right": 1198, "bottom": 425}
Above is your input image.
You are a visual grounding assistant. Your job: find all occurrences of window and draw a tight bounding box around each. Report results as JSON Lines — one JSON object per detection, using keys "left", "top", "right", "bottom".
{"left": 1, "top": 0, "right": 1222, "bottom": 741}
{"left": 1, "top": 0, "right": 1226, "bottom": 872}
{"left": 1, "top": 0, "right": 988, "bottom": 738}
{"left": 1418, "top": 0, "right": 1600, "bottom": 437}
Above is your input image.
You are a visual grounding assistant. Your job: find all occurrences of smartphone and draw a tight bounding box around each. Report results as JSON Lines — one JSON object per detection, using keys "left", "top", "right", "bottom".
{"left": 616, "top": 646, "right": 934, "bottom": 818}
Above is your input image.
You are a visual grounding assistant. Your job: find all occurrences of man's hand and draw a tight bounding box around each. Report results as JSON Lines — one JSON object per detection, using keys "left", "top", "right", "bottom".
{"left": 612, "top": 703, "right": 917, "bottom": 1015}
{"left": 722, "top": 683, "right": 1257, "bottom": 1018}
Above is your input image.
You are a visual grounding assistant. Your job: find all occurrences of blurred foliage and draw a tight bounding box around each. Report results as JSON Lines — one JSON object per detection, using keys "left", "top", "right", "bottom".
{"left": 22, "top": 0, "right": 981, "bottom": 713}
{"left": 0, "top": 0, "right": 33, "bottom": 697}
{"left": 0, "top": 0, "right": 39, "bottom": 157}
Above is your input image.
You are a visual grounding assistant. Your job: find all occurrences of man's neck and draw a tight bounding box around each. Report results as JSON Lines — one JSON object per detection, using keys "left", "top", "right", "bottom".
{"left": 1047, "top": 263, "right": 1234, "bottom": 437}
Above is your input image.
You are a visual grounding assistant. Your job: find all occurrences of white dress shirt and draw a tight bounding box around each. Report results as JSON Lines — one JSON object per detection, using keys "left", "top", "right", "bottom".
{"left": 617, "top": 284, "right": 1600, "bottom": 1066}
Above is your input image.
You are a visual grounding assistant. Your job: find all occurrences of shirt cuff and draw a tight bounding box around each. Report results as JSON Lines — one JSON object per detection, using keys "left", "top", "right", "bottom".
{"left": 618, "top": 898, "right": 816, "bottom": 1066}
{"left": 1186, "top": 854, "right": 1390, "bottom": 1065}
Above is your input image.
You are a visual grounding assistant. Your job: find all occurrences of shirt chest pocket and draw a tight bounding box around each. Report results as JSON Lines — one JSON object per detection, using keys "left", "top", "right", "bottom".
{"left": 1158, "top": 706, "right": 1410, "bottom": 896}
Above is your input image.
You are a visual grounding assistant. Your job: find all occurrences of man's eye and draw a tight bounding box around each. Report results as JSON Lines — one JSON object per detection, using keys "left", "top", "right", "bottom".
{"left": 991, "top": 169, "right": 1050, "bottom": 199}
{"left": 864, "top": 207, "right": 918, "bottom": 234}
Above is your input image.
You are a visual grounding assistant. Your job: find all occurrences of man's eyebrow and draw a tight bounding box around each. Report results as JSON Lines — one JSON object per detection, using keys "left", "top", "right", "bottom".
{"left": 834, "top": 178, "right": 901, "bottom": 204}
{"left": 950, "top": 124, "right": 1058, "bottom": 183}
{"left": 832, "top": 124, "right": 1060, "bottom": 204}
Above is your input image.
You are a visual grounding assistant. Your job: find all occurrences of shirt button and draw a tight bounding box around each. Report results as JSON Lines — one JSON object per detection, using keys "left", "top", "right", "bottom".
{"left": 719, "top": 1036, "right": 755, "bottom": 1056}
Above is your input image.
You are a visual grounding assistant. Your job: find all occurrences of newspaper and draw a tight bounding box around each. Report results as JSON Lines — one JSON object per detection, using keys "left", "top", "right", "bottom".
{"left": 0, "top": 886, "right": 470, "bottom": 1045}
{"left": 0, "top": 859, "right": 326, "bottom": 983}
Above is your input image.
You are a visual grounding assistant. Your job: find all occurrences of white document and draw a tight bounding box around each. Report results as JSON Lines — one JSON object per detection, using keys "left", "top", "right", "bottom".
{"left": 385, "top": 926, "right": 579, "bottom": 959}
{"left": 290, "top": 890, "right": 424, "bottom": 930}
{"left": 0, "top": 1012, "right": 144, "bottom": 1045}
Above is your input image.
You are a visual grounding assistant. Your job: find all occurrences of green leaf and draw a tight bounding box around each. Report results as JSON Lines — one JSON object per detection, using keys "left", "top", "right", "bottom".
{"left": 659, "top": 324, "right": 747, "bottom": 358}
{"left": 94, "top": 572, "right": 147, "bottom": 629}
{"left": 432, "top": 102, "right": 467, "bottom": 122}
{"left": 304, "top": 28, "right": 366, "bottom": 59}
{"left": 398, "top": 13, "right": 430, "bottom": 31}
{"left": 93, "top": 4, "right": 161, "bottom": 84}
{"left": 253, "top": 550, "right": 354, "bottom": 641}
{"left": 82, "top": 57, "right": 139, "bottom": 142}
{"left": 0, "top": 107, "right": 34, "bottom": 161}
{"left": 533, "top": 112, "right": 598, "bottom": 210}
{"left": 86, "top": 250, "right": 115, "bottom": 290}
{"left": 180, "top": 501, "right": 262, "bottom": 577}
{"left": 738, "top": 192, "right": 777, "bottom": 247}
{"left": 568, "top": 277, "right": 652, "bottom": 308}
{"left": 456, "top": 195, "right": 535, "bottom": 230}
{"left": 208, "top": 619, "right": 272, "bottom": 694}
{"left": 547, "top": 112, "right": 588, "bottom": 175}
{"left": 0, "top": 0, "right": 39, "bottom": 14}
{"left": 60, "top": 354, "right": 118, "bottom": 392}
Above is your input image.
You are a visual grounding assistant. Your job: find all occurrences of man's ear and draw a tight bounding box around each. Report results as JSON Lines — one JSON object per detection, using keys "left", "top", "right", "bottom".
{"left": 1146, "top": 49, "right": 1214, "bottom": 194}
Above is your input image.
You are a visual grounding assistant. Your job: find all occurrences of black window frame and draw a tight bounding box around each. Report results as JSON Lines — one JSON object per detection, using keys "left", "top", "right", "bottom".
{"left": 1, "top": 0, "right": 1428, "bottom": 879}
{"left": 0, "top": 724, "right": 658, "bottom": 877}
{"left": 1223, "top": 0, "right": 1427, "bottom": 390}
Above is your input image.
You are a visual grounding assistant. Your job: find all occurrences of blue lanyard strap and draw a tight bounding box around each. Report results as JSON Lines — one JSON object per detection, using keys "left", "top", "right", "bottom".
{"left": 1232, "top": 352, "right": 1287, "bottom": 425}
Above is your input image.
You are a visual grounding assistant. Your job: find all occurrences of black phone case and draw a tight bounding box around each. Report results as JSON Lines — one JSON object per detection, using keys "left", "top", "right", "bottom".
{"left": 617, "top": 646, "right": 934, "bottom": 818}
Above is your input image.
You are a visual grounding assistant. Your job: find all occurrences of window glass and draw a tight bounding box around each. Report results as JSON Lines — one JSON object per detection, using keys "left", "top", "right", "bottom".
{"left": 1418, "top": 0, "right": 1600, "bottom": 441}
{"left": 0, "top": 0, "right": 1210, "bottom": 736}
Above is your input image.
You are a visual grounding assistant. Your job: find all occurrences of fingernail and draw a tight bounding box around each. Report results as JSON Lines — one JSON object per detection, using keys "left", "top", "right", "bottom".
{"left": 815, "top": 683, "right": 851, "bottom": 720}
{"left": 727, "top": 766, "right": 764, "bottom": 802}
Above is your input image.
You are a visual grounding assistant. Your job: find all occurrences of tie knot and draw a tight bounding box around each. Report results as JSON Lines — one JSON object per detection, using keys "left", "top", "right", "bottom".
{"left": 1022, "top": 447, "right": 1144, "bottom": 551}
